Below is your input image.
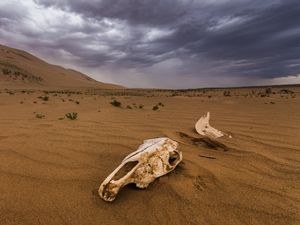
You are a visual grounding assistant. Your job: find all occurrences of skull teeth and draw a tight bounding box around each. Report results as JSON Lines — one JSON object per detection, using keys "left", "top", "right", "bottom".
{"left": 136, "top": 183, "right": 149, "bottom": 189}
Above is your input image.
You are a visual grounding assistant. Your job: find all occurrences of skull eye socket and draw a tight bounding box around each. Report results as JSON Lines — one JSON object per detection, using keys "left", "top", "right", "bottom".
{"left": 168, "top": 151, "right": 180, "bottom": 166}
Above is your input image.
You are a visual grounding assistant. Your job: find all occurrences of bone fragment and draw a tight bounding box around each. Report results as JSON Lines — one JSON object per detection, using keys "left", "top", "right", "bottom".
{"left": 195, "top": 112, "right": 230, "bottom": 138}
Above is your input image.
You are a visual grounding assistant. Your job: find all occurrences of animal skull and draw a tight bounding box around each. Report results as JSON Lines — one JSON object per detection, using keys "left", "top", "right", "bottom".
{"left": 99, "top": 137, "right": 182, "bottom": 202}
{"left": 195, "top": 112, "right": 226, "bottom": 138}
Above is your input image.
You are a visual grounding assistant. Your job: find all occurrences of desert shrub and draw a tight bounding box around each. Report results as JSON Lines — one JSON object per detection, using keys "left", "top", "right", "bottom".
{"left": 38, "top": 95, "right": 49, "bottom": 101}
{"left": 223, "top": 90, "right": 231, "bottom": 96}
{"left": 111, "top": 100, "right": 121, "bottom": 107}
{"left": 2, "top": 68, "right": 10, "bottom": 75}
{"left": 152, "top": 102, "right": 165, "bottom": 111}
{"left": 36, "top": 113, "right": 45, "bottom": 119}
{"left": 280, "top": 89, "right": 294, "bottom": 94}
{"left": 260, "top": 93, "right": 266, "bottom": 97}
{"left": 126, "top": 105, "right": 132, "bottom": 109}
{"left": 139, "top": 104, "right": 144, "bottom": 109}
{"left": 265, "top": 87, "right": 272, "bottom": 95}
{"left": 65, "top": 112, "right": 78, "bottom": 120}
{"left": 6, "top": 91, "right": 14, "bottom": 95}
{"left": 75, "top": 101, "right": 80, "bottom": 104}
{"left": 152, "top": 105, "right": 159, "bottom": 111}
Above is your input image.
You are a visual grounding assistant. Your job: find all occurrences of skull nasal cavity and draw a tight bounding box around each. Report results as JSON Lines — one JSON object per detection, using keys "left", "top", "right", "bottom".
{"left": 113, "top": 161, "right": 138, "bottom": 180}
{"left": 168, "top": 152, "right": 179, "bottom": 166}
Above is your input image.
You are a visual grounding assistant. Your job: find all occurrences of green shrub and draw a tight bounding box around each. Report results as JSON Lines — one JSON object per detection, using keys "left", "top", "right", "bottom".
{"left": 36, "top": 113, "right": 45, "bottom": 119}
{"left": 65, "top": 112, "right": 78, "bottom": 120}
{"left": 265, "top": 87, "right": 272, "bottom": 96}
{"left": 2, "top": 68, "right": 10, "bottom": 75}
{"left": 223, "top": 90, "right": 231, "bottom": 96}
{"left": 111, "top": 100, "right": 121, "bottom": 107}
{"left": 152, "top": 105, "right": 159, "bottom": 111}
{"left": 38, "top": 95, "right": 49, "bottom": 101}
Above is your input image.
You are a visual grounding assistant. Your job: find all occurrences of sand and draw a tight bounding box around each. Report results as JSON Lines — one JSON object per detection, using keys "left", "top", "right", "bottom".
{"left": 0, "top": 87, "right": 299, "bottom": 225}
{"left": 0, "top": 44, "right": 122, "bottom": 89}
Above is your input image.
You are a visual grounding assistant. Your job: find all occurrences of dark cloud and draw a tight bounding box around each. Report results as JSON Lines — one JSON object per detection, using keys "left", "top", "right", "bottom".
{"left": 34, "top": 0, "right": 190, "bottom": 26}
{"left": 1, "top": 0, "right": 300, "bottom": 87}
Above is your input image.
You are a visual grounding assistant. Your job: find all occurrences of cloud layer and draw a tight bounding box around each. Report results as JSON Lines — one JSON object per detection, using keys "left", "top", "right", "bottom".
{"left": 1, "top": 0, "right": 300, "bottom": 88}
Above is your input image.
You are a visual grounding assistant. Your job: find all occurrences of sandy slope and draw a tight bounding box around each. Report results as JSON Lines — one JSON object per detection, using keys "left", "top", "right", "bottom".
{"left": 0, "top": 87, "right": 299, "bottom": 225}
{"left": 0, "top": 44, "right": 122, "bottom": 89}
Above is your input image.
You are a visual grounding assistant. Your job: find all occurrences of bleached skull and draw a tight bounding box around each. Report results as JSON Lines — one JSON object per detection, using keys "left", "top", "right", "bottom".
{"left": 99, "top": 137, "right": 182, "bottom": 202}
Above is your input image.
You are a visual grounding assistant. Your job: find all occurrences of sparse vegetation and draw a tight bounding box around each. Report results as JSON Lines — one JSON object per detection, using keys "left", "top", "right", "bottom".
{"left": 280, "top": 89, "right": 294, "bottom": 94}
{"left": 139, "top": 104, "right": 144, "bottom": 109}
{"left": 110, "top": 99, "right": 122, "bottom": 107}
{"left": 65, "top": 112, "right": 78, "bottom": 120}
{"left": 265, "top": 87, "right": 272, "bottom": 95}
{"left": 6, "top": 91, "right": 14, "bottom": 95}
{"left": 126, "top": 105, "right": 133, "bottom": 109}
{"left": 223, "top": 90, "right": 231, "bottom": 97}
{"left": 36, "top": 113, "right": 45, "bottom": 119}
{"left": 38, "top": 95, "right": 49, "bottom": 101}
{"left": 2, "top": 68, "right": 10, "bottom": 75}
{"left": 0, "top": 63, "right": 43, "bottom": 83}
{"left": 152, "top": 102, "right": 165, "bottom": 111}
{"left": 152, "top": 105, "right": 159, "bottom": 111}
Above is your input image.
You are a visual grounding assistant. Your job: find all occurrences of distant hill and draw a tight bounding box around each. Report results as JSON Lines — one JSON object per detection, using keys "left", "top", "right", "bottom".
{"left": 0, "top": 44, "right": 123, "bottom": 89}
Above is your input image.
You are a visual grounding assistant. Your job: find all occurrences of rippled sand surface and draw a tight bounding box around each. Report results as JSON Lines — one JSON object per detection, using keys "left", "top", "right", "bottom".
{"left": 0, "top": 87, "right": 299, "bottom": 225}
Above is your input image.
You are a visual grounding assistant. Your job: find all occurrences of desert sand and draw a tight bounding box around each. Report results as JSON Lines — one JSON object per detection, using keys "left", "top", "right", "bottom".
{"left": 0, "top": 44, "right": 122, "bottom": 89}
{"left": 0, "top": 86, "right": 299, "bottom": 225}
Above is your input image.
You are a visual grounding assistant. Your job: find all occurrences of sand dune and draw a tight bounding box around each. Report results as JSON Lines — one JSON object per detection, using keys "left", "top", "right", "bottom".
{"left": 0, "top": 44, "right": 123, "bottom": 89}
{"left": 0, "top": 86, "right": 299, "bottom": 225}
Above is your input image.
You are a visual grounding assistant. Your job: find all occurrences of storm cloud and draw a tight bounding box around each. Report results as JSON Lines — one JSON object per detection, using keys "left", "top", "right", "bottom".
{"left": 1, "top": 0, "right": 300, "bottom": 88}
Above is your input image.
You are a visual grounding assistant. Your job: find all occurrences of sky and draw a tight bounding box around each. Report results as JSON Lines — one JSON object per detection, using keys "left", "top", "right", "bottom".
{"left": 0, "top": 0, "right": 300, "bottom": 88}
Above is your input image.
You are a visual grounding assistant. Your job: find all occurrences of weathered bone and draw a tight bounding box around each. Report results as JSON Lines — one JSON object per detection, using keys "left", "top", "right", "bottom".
{"left": 195, "top": 112, "right": 228, "bottom": 138}
{"left": 99, "top": 138, "right": 182, "bottom": 202}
